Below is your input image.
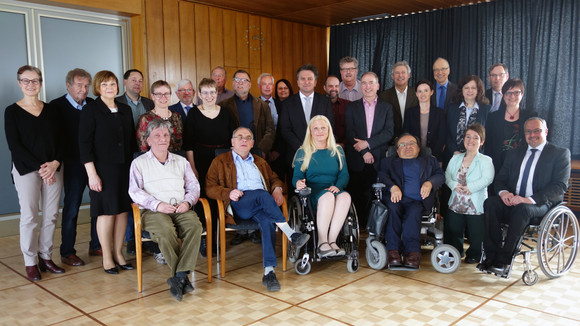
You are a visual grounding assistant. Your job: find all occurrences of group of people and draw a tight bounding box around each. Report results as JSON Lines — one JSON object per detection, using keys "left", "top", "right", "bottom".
{"left": 5, "top": 55, "right": 570, "bottom": 301}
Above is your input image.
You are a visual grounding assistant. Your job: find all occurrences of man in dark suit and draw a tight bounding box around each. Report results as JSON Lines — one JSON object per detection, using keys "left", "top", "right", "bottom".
{"left": 279, "top": 64, "right": 334, "bottom": 167}
{"left": 378, "top": 61, "right": 419, "bottom": 139}
{"left": 169, "top": 79, "right": 195, "bottom": 121}
{"left": 258, "top": 73, "right": 286, "bottom": 183}
{"left": 378, "top": 134, "right": 445, "bottom": 269}
{"left": 50, "top": 68, "right": 101, "bottom": 266}
{"left": 485, "top": 63, "right": 509, "bottom": 113}
{"left": 480, "top": 117, "right": 571, "bottom": 275}
{"left": 116, "top": 69, "right": 154, "bottom": 126}
{"left": 432, "top": 57, "right": 458, "bottom": 108}
{"left": 345, "top": 71, "right": 394, "bottom": 223}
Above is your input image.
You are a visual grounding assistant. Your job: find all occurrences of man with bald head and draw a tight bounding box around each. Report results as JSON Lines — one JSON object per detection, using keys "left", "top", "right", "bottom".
{"left": 432, "top": 57, "right": 458, "bottom": 109}
{"left": 324, "top": 75, "right": 350, "bottom": 144}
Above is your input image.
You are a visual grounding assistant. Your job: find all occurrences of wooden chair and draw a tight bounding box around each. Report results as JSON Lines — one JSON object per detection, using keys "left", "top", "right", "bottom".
{"left": 132, "top": 198, "right": 212, "bottom": 293}
{"left": 215, "top": 197, "right": 288, "bottom": 277}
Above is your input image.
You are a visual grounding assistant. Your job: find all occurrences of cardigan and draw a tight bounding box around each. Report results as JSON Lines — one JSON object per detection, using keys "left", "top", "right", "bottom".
{"left": 445, "top": 152, "right": 494, "bottom": 213}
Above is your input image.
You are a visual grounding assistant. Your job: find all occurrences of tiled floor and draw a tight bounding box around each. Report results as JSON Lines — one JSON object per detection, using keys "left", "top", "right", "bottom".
{"left": 1, "top": 223, "right": 580, "bottom": 326}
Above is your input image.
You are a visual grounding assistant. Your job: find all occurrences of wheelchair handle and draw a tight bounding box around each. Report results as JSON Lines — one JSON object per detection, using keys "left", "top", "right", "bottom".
{"left": 295, "top": 187, "right": 312, "bottom": 197}
{"left": 372, "top": 183, "right": 386, "bottom": 191}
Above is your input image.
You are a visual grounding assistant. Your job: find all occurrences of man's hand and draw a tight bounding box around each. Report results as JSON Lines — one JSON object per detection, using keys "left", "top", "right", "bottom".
{"left": 353, "top": 138, "right": 369, "bottom": 152}
{"left": 272, "top": 187, "right": 284, "bottom": 206}
{"left": 390, "top": 185, "right": 402, "bottom": 203}
{"left": 510, "top": 195, "right": 533, "bottom": 205}
{"left": 420, "top": 181, "right": 433, "bottom": 199}
{"left": 229, "top": 189, "right": 244, "bottom": 201}
{"left": 157, "top": 202, "right": 176, "bottom": 214}
{"left": 500, "top": 191, "right": 515, "bottom": 206}
{"left": 363, "top": 152, "right": 374, "bottom": 164}
{"left": 175, "top": 201, "right": 190, "bottom": 213}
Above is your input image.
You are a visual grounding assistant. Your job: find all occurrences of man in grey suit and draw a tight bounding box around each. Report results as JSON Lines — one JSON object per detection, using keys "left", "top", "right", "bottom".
{"left": 481, "top": 117, "right": 571, "bottom": 275}
{"left": 116, "top": 69, "right": 154, "bottom": 126}
{"left": 432, "top": 57, "right": 458, "bottom": 109}
{"left": 345, "top": 72, "right": 394, "bottom": 222}
{"left": 378, "top": 61, "right": 418, "bottom": 139}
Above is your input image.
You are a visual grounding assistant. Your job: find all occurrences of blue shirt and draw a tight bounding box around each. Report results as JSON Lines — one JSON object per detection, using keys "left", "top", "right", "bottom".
{"left": 235, "top": 94, "right": 254, "bottom": 133}
{"left": 232, "top": 151, "right": 265, "bottom": 191}
{"left": 436, "top": 80, "right": 449, "bottom": 108}
{"left": 125, "top": 94, "right": 147, "bottom": 125}
{"left": 65, "top": 93, "right": 86, "bottom": 110}
{"left": 402, "top": 158, "right": 422, "bottom": 201}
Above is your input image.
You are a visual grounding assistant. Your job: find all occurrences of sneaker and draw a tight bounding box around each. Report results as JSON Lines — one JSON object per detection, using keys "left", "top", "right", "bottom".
{"left": 154, "top": 252, "right": 167, "bottom": 265}
{"left": 290, "top": 232, "right": 310, "bottom": 250}
{"left": 261, "top": 271, "right": 280, "bottom": 292}
{"left": 167, "top": 276, "right": 184, "bottom": 301}
{"left": 182, "top": 277, "right": 194, "bottom": 294}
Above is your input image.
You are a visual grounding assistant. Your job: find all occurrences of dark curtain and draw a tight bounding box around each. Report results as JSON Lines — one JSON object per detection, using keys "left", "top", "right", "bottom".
{"left": 329, "top": 0, "right": 580, "bottom": 156}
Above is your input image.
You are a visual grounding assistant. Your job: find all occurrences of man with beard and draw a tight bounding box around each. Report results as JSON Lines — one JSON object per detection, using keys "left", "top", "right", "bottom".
{"left": 324, "top": 75, "right": 350, "bottom": 145}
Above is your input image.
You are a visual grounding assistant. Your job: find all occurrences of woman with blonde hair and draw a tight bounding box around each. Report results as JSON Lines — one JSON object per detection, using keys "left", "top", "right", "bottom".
{"left": 292, "top": 115, "right": 350, "bottom": 257}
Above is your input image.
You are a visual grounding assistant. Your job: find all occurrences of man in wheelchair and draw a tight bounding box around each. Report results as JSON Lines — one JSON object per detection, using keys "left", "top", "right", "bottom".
{"left": 378, "top": 134, "right": 445, "bottom": 269}
{"left": 480, "top": 117, "right": 571, "bottom": 276}
{"left": 206, "top": 127, "right": 310, "bottom": 292}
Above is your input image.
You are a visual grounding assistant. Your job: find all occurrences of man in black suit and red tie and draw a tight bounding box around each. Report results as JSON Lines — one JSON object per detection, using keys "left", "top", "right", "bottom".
{"left": 480, "top": 117, "right": 571, "bottom": 275}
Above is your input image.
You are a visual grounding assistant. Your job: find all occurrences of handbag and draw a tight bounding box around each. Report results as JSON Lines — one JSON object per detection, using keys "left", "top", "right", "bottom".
{"left": 366, "top": 199, "right": 389, "bottom": 236}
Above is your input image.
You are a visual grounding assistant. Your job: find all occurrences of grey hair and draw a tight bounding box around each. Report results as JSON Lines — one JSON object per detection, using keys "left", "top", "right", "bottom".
{"left": 257, "top": 73, "right": 274, "bottom": 85}
{"left": 392, "top": 60, "right": 411, "bottom": 75}
{"left": 145, "top": 119, "right": 173, "bottom": 139}
{"left": 339, "top": 56, "right": 359, "bottom": 69}
{"left": 176, "top": 79, "right": 193, "bottom": 91}
{"left": 232, "top": 126, "right": 254, "bottom": 139}
{"left": 524, "top": 117, "right": 547, "bottom": 130}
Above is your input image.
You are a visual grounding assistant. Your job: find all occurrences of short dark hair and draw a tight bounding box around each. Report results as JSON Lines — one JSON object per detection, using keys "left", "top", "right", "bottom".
{"left": 275, "top": 79, "right": 294, "bottom": 101}
{"left": 234, "top": 69, "right": 251, "bottom": 81}
{"left": 123, "top": 69, "right": 143, "bottom": 80}
{"left": 339, "top": 56, "right": 358, "bottom": 69}
{"left": 415, "top": 79, "right": 433, "bottom": 91}
{"left": 501, "top": 78, "right": 525, "bottom": 95}
{"left": 395, "top": 133, "right": 420, "bottom": 147}
{"left": 17, "top": 65, "right": 43, "bottom": 83}
{"left": 454, "top": 75, "right": 489, "bottom": 105}
{"left": 198, "top": 78, "right": 217, "bottom": 93}
{"left": 296, "top": 64, "right": 319, "bottom": 80}
{"left": 488, "top": 63, "right": 509, "bottom": 75}
{"left": 92, "top": 70, "right": 119, "bottom": 96}
{"left": 465, "top": 123, "right": 486, "bottom": 143}
{"left": 66, "top": 68, "right": 91, "bottom": 85}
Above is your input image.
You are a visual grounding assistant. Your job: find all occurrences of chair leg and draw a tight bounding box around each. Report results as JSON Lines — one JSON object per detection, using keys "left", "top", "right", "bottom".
{"left": 282, "top": 233, "right": 287, "bottom": 272}
{"left": 136, "top": 239, "right": 143, "bottom": 293}
{"left": 199, "top": 198, "right": 212, "bottom": 283}
{"left": 220, "top": 221, "right": 226, "bottom": 278}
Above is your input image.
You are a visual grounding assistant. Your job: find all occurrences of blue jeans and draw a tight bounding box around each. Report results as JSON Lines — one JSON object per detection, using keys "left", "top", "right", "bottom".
{"left": 385, "top": 197, "right": 424, "bottom": 254}
{"left": 60, "top": 161, "right": 100, "bottom": 257}
{"left": 230, "top": 190, "right": 286, "bottom": 267}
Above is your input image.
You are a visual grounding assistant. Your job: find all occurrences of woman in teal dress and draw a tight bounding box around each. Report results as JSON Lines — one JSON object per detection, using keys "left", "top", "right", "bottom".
{"left": 293, "top": 115, "right": 350, "bottom": 258}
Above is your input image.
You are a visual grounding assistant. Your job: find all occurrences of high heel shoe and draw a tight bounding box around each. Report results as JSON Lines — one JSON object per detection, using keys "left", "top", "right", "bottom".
{"left": 104, "top": 266, "right": 119, "bottom": 274}
{"left": 115, "top": 262, "right": 134, "bottom": 270}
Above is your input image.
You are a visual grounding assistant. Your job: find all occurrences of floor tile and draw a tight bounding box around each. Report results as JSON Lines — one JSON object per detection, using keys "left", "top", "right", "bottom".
{"left": 251, "top": 306, "right": 348, "bottom": 325}
{"left": 0, "top": 261, "right": 30, "bottom": 290}
{"left": 51, "top": 315, "right": 102, "bottom": 326}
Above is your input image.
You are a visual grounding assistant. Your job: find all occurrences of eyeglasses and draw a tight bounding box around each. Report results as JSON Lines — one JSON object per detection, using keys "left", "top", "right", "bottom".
{"left": 233, "top": 77, "right": 250, "bottom": 84}
{"left": 504, "top": 90, "right": 522, "bottom": 97}
{"left": 489, "top": 73, "right": 506, "bottom": 79}
{"left": 19, "top": 78, "right": 41, "bottom": 85}
{"left": 200, "top": 90, "right": 217, "bottom": 96}
{"left": 233, "top": 135, "right": 253, "bottom": 141}
{"left": 398, "top": 141, "right": 417, "bottom": 148}
{"left": 178, "top": 88, "right": 194, "bottom": 93}
{"left": 340, "top": 67, "right": 357, "bottom": 72}
{"left": 433, "top": 67, "right": 449, "bottom": 73}
{"left": 525, "top": 128, "right": 543, "bottom": 135}
{"left": 152, "top": 93, "right": 171, "bottom": 98}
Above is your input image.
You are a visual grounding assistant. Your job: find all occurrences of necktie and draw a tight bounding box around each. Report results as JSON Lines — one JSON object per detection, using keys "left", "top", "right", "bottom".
{"left": 303, "top": 97, "right": 312, "bottom": 123}
{"left": 184, "top": 106, "right": 191, "bottom": 115}
{"left": 438, "top": 85, "right": 446, "bottom": 108}
{"left": 518, "top": 149, "right": 538, "bottom": 197}
{"left": 492, "top": 92, "right": 501, "bottom": 112}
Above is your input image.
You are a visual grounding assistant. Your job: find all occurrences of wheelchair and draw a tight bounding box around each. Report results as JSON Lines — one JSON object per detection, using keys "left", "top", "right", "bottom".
{"left": 287, "top": 187, "right": 360, "bottom": 275}
{"left": 479, "top": 203, "right": 579, "bottom": 285}
{"left": 365, "top": 182, "right": 461, "bottom": 273}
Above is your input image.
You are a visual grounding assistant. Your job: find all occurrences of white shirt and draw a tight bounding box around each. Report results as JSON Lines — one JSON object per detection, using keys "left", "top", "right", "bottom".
{"left": 515, "top": 141, "right": 547, "bottom": 200}
{"left": 396, "top": 86, "right": 408, "bottom": 123}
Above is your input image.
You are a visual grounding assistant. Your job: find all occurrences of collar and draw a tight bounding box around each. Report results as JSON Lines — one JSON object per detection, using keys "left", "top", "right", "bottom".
{"left": 260, "top": 95, "right": 273, "bottom": 102}
{"left": 395, "top": 86, "right": 408, "bottom": 96}
{"left": 125, "top": 93, "right": 142, "bottom": 104}
{"left": 145, "top": 149, "right": 174, "bottom": 164}
{"left": 299, "top": 91, "right": 314, "bottom": 101}
{"left": 437, "top": 80, "right": 449, "bottom": 89}
{"left": 459, "top": 101, "right": 480, "bottom": 110}
{"left": 232, "top": 150, "right": 254, "bottom": 163}
{"left": 180, "top": 102, "right": 194, "bottom": 108}
{"left": 363, "top": 96, "right": 378, "bottom": 107}
{"left": 65, "top": 93, "right": 86, "bottom": 109}
{"left": 528, "top": 141, "right": 547, "bottom": 151}
{"left": 235, "top": 93, "right": 252, "bottom": 103}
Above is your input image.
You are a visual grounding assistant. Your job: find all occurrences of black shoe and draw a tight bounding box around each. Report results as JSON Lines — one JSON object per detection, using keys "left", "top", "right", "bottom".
{"left": 104, "top": 266, "right": 119, "bottom": 275}
{"left": 182, "top": 277, "right": 194, "bottom": 294}
{"left": 465, "top": 257, "right": 479, "bottom": 264}
{"left": 290, "top": 232, "right": 310, "bottom": 251}
{"left": 262, "top": 271, "right": 280, "bottom": 292}
{"left": 126, "top": 241, "right": 136, "bottom": 255}
{"left": 200, "top": 236, "right": 207, "bottom": 258}
{"left": 249, "top": 231, "right": 261, "bottom": 244}
{"left": 477, "top": 258, "right": 493, "bottom": 272}
{"left": 115, "top": 262, "right": 135, "bottom": 270}
{"left": 167, "top": 276, "right": 185, "bottom": 301}
{"left": 230, "top": 233, "right": 249, "bottom": 246}
{"left": 490, "top": 263, "right": 509, "bottom": 276}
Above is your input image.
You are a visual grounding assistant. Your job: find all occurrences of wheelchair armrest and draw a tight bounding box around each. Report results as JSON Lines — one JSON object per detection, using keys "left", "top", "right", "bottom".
{"left": 296, "top": 187, "right": 312, "bottom": 197}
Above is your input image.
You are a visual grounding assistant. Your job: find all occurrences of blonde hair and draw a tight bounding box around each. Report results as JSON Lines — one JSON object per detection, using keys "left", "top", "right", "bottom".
{"left": 293, "top": 115, "right": 343, "bottom": 172}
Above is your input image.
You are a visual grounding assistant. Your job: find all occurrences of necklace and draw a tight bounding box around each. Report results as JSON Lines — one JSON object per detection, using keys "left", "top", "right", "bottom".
{"left": 505, "top": 109, "right": 519, "bottom": 120}
{"left": 154, "top": 109, "right": 171, "bottom": 120}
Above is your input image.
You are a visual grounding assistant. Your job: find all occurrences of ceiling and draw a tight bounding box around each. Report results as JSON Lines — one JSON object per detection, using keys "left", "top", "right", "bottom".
{"left": 191, "top": 0, "right": 488, "bottom": 26}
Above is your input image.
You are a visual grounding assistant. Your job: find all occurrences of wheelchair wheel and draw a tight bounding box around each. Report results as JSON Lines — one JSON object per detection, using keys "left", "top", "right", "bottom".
{"left": 431, "top": 244, "right": 460, "bottom": 273}
{"left": 365, "top": 239, "right": 387, "bottom": 270}
{"left": 295, "top": 260, "right": 311, "bottom": 275}
{"left": 537, "top": 205, "right": 580, "bottom": 278}
{"left": 347, "top": 258, "right": 359, "bottom": 273}
{"left": 339, "top": 203, "right": 360, "bottom": 256}
{"left": 522, "top": 270, "right": 538, "bottom": 286}
{"left": 288, "top": 196, "right": 303, "bottom": 263}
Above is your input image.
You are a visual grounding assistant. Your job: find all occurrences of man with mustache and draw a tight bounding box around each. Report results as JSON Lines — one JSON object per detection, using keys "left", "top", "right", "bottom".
{"left": 324, "top": 75, "right": 349, "bottom": 145}
{"left": 338, "top": 56, "right": 363, "bottom": 101}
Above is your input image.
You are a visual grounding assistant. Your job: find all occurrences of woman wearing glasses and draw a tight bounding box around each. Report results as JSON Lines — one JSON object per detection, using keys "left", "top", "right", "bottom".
{"left": 5, "top": 65, "right": 65, "bottom": 281}
{"left": 79, "top": 70, "right": 136, "bottom": 274}
{"left": 136, "top": 80, "right": 184, "bottom": 154}
{"left": 484, "top": 79, "right": 537, "bottom": 174}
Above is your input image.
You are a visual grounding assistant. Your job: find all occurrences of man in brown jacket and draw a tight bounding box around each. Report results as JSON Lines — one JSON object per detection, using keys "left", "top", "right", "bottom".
{"left": 206, "top": 127, "right": 309, "bottom": 292}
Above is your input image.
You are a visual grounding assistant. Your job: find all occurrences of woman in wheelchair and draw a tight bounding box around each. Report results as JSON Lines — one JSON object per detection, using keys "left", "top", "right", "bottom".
{"left": 292, "top": 115, "right": 350, "bottom": 258}
{"left": 444, "top": 123, "right": 494, "bottom": 264}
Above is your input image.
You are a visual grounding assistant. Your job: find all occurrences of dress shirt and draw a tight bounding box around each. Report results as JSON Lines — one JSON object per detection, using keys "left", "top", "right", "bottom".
{"left": 490, "top": 90, "right": 502, "bottom": 113}
{"left": 436, "top": 81, "right": 449, "bottom": 109}
{"left": 180, "top": 102, "right": 193, "bottom": 116}
{"left": 260, "top": 96, "right": 278, "bottom": 127}
{"left": 65, "top": 93, "right": 86, "bottom": 110}
{"left": 299, "top": 92, "right": 314, "bottom": 123}
{"left": 339, "top": 80, "right": 363, "bottom": 101}
{"left": 396, "top": 86, "right": 408, "bottom": 123}
{"left": 515, "top": 141, "right": 546, "bottom": 201}
{"left": 125, "top": 94, "right": 148, "bottom": 125}
{"left": 232, "top": 151, "right": 266, "bottom": 191}
{"left": 363, "top": 96, "right": 378, "bottom": 139}
{"left": 235, "top": 95, "right": 254, "bottom": 129}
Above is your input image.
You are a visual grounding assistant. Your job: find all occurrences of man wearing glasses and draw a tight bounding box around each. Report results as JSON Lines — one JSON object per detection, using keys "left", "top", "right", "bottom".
{"left": 485, "top": 63, "right": 510, "bottom": 112}
{"left": 219, "top": 70, "right": 275, "bottom": 157}
{"left": 432, "top": 57, "right": 458, "bottom": 109}
{"left": 377, "top": 134, "right": 445, "bottom": 269}
{"left": 480, "top": 117, "right": 570, "bottom": 276}
{"left": 338, "top": 56, "right": 363, "bottom": 101}
{"left": 170, "top": 79, "right": 196, "bottom": 121}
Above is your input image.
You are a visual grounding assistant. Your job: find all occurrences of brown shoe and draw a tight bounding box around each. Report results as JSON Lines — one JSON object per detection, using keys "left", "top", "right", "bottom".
{"left": 38, "top": 259, "right": 65, "bottom": 274}
{"left": 404, "top": 252, "right": 421, "bottom": 269}
{"left": 387, "top": 250, "right": 402, "bottom": 268}
{"left": 89, "top": 249, "right": 103, "bottom": 256}
{"left": 25, "top": 265, "right": 41, "bottom": 281}
{"left": 61, "top": 254, "right": 85, "bottom": 266}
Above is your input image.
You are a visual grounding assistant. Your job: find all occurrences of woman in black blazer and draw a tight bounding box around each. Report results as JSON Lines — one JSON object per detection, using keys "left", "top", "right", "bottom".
{"left": 444, "top": 75, "right": 490, "bottom": 166}
{"left": 79, "top": 70, "right": 136, "bottom": 274}
{"left": 403, "top": 80, "right": 446, "bottom": 162}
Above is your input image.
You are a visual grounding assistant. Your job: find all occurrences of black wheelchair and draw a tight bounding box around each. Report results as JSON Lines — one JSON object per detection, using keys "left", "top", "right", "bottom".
{"left": 479, "top": 203, "right": 579, "bottom": 285}
{"left": 365, "top": 181, "right": 462, "bottom": 273}
{"left": 287, "top": 187, "right": 360, "bottom": 275}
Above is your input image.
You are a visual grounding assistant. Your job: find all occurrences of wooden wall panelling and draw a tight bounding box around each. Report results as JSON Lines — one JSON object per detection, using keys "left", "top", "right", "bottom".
{"left": 235, "top": 12, "right": 250, "bottom": 69}
{"left": 179, "top": 1, "right": 197, "bottom": 88}
{"left": 292, "top": 22, "right": 304, "bottom": 89}
{"left": 222, "top": 9, "right": 237, "bottom": 91}
{"left": 270, "top": 19, "right": 284, "bottom": 86}
{"left": 248, "top": 14, "right": 262, "bottom": 95}
{"left": 162, "top": 0, "right": 181, "bottom": 89}
{"left": 260, "top": 16, "right": 273, "bottom": 76}
{"left": 281, "top": 20, "right": 296, "bottom": 90}
{"left": 145, "top": 0, "right": 166, "bottom": 85}
{"left": 194, "top": 4, "right": 211, "bottom": 86}
{"left": 208, "top": 6, "right": 225, "bottom": 71}
{"left": 130, "top": 15, "right": 147, "bottom": 83}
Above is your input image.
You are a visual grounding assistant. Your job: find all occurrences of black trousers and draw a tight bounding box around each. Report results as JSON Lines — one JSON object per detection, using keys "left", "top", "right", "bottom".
{"left": 348, "top": 164, "right": 377, "bottom": 227}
